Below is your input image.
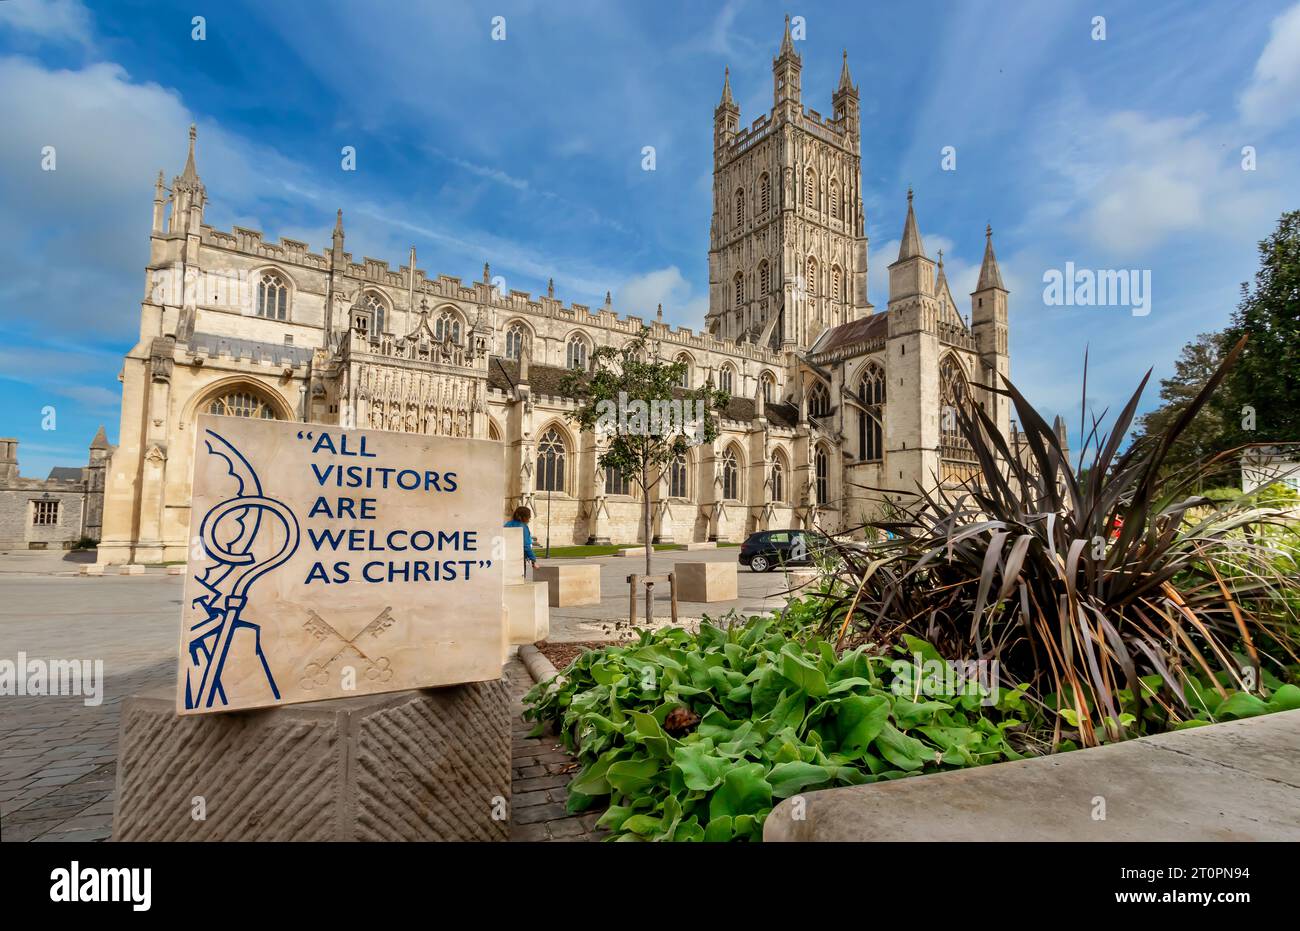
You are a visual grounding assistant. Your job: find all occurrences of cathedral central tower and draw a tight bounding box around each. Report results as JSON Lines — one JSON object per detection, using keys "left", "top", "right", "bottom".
{"left": 706, "top": 17, "right": 870, "bottom": 351}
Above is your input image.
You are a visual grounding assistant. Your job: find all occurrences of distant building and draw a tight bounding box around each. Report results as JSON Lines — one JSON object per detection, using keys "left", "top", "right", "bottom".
{"left": 0, "top": 428, "right": 110, "bottom": 550}
{"left": 96, "top": 20, "right": 1038, "bottom": 565}
{"left": 1241, "top": 446, "right": 1300, "bottom": 494}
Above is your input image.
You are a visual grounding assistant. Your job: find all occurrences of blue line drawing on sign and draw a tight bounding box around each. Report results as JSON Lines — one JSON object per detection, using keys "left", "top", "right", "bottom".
{"left": 186, "top": 428, "right": 300, "bottom": 710}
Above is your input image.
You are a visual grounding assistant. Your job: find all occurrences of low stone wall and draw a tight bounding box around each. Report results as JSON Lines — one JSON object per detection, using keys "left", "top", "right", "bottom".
{"left": 113, "top": 679, "right": 512, "bottom": 841}
{"left": 765, "top": 710, "right": 1300, "bottom": 842}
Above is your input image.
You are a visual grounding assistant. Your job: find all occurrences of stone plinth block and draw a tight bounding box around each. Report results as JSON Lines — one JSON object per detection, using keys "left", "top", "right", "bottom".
{"left": 764, "top": 710, "right": 1300, "bottom": 842}
{"left": 166, "top": 565, "right": 185, "bottom": 575}
{"left": 534, "top": 564, "right": 601, "bottom": 607}
{"left": 505, "top": 581, "right": 550, "bottom": 644}
{"left": 682, "top": 542, "right": 717, "bottom": 551}
{"left": 616, "top": 547, "right": 642, "bottom": 557}
{"left": 122, "top": 564, "right": 145, "bottom": 575}
{"left": 675, "top": 561, "right": 738, "bottom": 602}
{"left": 113, "top": 679, "right": 512, "bottom": 841}
{"left": 81, "top": 564, "right": 105, "bottom": 576}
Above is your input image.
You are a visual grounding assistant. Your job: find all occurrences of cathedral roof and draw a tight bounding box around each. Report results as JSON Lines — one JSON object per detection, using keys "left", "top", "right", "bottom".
{"left": 808, "top": 311, "right": 891, "bottom": 359}
{"left": 47, "top": 467, "right": 83, "bottom": 482}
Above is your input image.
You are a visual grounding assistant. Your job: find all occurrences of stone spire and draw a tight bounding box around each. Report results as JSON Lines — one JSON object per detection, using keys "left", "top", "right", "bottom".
{"left": 719, "top": 66, "right": 736, "bottom": 108}
{"left": 547, "top": 277, "right": 554, "bottom": 299}
{"left": 773, "top": 14, "right": 802, "bottom": 109}
{"left": 177, "top": 124, "right": 202, "bottom": 190}
{"left": 897, "top": 188, "right": 925, "bottom": 260}
{"left": 778, "top": 14, "right": 798, "bottom": 60}
{"left": 90, "top": 425, "right": 110, "bottom": 449}
{"left": 837, "top": 49, "right": 854, "bottom": 93}
{"left": 977, "top": 224, "right": 1006, "bottom": 291}
{"left": 332, "top": 209, "right": 345, "bottom": 246}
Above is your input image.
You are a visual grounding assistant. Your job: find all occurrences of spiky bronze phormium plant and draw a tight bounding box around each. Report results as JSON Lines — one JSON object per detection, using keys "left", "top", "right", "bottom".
{"left": 823, "top": 336, "right": 1299, "bottom": 747}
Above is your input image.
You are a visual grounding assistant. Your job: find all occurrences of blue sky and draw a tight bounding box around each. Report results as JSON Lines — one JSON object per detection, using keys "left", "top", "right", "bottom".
{"left": 2, "top": 0, "right": 1298, "bottom": 478}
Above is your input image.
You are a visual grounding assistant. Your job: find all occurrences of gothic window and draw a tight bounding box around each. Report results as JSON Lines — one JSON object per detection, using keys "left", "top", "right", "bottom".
{"left": 829, "top": 181, "right": 840, "bottom": 221}
{"left": 32, "top": 500, "right": 58, "bottom": 526}
{"left": 256, "top": 272, "right": 289, "bottom": 320}
{"left": 207, "top": 386, "right": 279, "bottom": 420}
{"left": 721, "top": 446, "right": 741, "bottom": 501}
{"left": 809, "top": 380, "right": 830, "bottom": 418}
{"left": 831, "top": 264, "right": 843, "bottom": 301}
{"left": 733, "top": 271, "right": 744, "bottom": 308}
{"left": 759, "top": 260, "right": 771, "bottom": 295}
{"left": 759, "top": 172, "right": 771, "bottom": 214}
{"left": 735, "top": 188, "right": 745, "bottom": 227}
{"left": 537, "top": 428, "right": 567, "bottom": 492}
{"left": 806, "top": 256, "right": 818, "bottom": 296}
{"left": 940, "top": 355, "right": 970, "bottom": 442}
{"left": 504, "top": 322, "right": 528, "bottom": 360}
{"left": 566, "top": 335, "right": 588, "bottom": 370}
{"left": 434, "top": 308, "right": 462, "bottom": 344}
{"left": 858, "top": 362, "right": 885, "bottom": 461}
{"left": 365, "top": 293, "right": 386, "bottom": 335}
{"left": 770, "top": 455, "right": 786, "bottom": 504}
{"left": 669, "top": 453, "right": 689, "bottom": 499}
{"left": 605, "top": 463, "right": 631, "bottom": 496}
{"left": 805, "top": 168, "right": 817, "bottom": 210}
{"left": 815, "top": 446, "right": 829, "bottom": 504}
{"left": 718, "top": 364, "right": 735, "bottom": 395}
{"left": 761, "top": 371, "right": 776, "bottom": 404}
{"left": 676, "top": 353, "right": 693, "bottom": 388}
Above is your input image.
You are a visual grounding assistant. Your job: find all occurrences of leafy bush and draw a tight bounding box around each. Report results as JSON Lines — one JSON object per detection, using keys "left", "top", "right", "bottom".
{"left": 820, "top": 337, "right": 1299, "bottom": 747}
{"left": 523, "top": 609, "right": 1028, "bottom": 842}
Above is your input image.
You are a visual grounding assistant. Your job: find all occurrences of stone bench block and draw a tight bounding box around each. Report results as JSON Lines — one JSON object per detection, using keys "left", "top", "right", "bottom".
{"left": 675, "top": 560, "right": 738, "bottom": 603}
{"left": 166, "top": 565, "right": 185, "bottom": 575}
{"left": 505, "top": 581, "right": 550, "bottom": 645}
{"left": 81, "top": 564, "right": 105, "bottom": 576}
{"left": 616, "top": 547, "right": 642, "bottom": 557}
{"left": 121, "top": 564, "right": 146, "bottom": 575}
{"left": 764, "top": 709, "right": 1300, "bottom": 842}
{"left": 533, "top": 563, "right": 601, "bottom": 607}
{"left": 113, "top": 680, "right": 512, "bottom": 841}
{"left": 682, "top": 542, "right": 716, "bottom": 551}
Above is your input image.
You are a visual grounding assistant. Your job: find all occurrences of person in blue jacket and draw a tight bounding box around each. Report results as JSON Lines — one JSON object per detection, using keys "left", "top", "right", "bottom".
{"left": 504, "top": 506, "right": 538, "bottom": 575}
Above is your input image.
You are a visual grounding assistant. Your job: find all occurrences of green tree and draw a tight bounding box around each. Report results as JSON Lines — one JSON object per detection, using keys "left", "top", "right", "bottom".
{"left": 1215, "top": 210, "right": 1300, "bottom": 448}
{"left": 561, "top": 329, "right": 730, "bottom": 576}
{"left": 1129, "top": 332, "right": 1226, "bottom": 481}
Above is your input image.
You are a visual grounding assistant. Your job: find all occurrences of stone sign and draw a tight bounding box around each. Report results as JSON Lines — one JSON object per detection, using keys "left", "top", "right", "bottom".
{"left": 177, "top": 414, "right": 505, "bottom": 714}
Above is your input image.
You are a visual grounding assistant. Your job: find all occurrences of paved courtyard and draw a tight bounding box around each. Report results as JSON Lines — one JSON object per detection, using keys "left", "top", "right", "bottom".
{"left": 0, "top": 547, "right": 793, "bottom": 841}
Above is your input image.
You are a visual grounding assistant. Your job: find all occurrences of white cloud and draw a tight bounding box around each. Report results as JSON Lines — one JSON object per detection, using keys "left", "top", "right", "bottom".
{"left": 1239, "top": 3, "right": 1300, "bottom": 129}
{"left": 614, "top": 266, "right": 708, "bottom": 325}
{"left": 0, "top": 0, "right": 93, "bottom": 47}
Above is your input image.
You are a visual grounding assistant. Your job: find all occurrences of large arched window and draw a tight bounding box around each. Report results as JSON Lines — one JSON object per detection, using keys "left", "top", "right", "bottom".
{"left": 940, "top": 355, "right": 970, "bottom": 442}
{"left": 815, "top": 446, "right": 829, "bottom": 504}
{"left": 831, "top": 264, "right": 843, "bottom": 301}
{"left": 829, "top": 180, "right": 840, "bottom": 221}
{"left": 668, "top": 453, "right": 689, "bottom": 499}
{"left": 761, "top": 371, "right": 776, "bottom": 404}
{"left": 206, "top": 385, "right": 280, "bottom": 420}
{"left": 734, "top": 187, "right": 745, "bottom": 227}
{"left": 721, "top": 446, "right": 742, "bottom": 501}
{"left": 566, "top": 335, "right": 588, "bottom": 371}
{"left": 504, "top": 322, "right": 528, "bottom": 360}
{"left": 256, "top": 271, "right": 289, "bottom": 320}
{"left": 806, "top": 256, "right": 818, "bottom": 296}
{"left": 536, "top": 428, "right": 567, "bottom": 492}
{"left": 804, "top": 168, "right": 817, "bottom": 210}
{"left": 434, "top": 308, "right": 462, "bottom": 344}
{"left": 858, "top": 362, "right": 886, "bottom": 461}
{"left": 759, "top": 172, "right": 771, "bottom": 214}
{"left": 355, "top": 292, "right": 387, "bottom": 337}
{"left": 770, "top": 453, "right": 786, "bottom": 504}
{"left": 718, "top": 364, "right": 735, "bottom": 395}
{"left": 733, "top": 271, "right": 744, "bottom": 308}
{"left": 809, "top": 380, "right": 831, "bottom": 418}
{"left": 758, "top": 260, "right": 771, "bottom": 296}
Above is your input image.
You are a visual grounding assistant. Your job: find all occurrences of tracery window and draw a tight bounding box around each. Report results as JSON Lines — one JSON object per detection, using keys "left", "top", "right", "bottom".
{"left": 858, "top": 362, "right": 885, "bottom": 461}
{"left": 536, "top": 428, "right": 567, "bottom": 492}
{"left": 207, "top": 387, "right": 279, "bottom": 420}
{"left": 434, "top": 309, "right": 462, "bottom": 344}
{"left": 809, "top": 381, "right": 830, "bottom": 418}
{"left": 505, "top": 323, "right": 528, "bottom": 360}
{"left": 566, "top": 335, "right": 588, "bottom": 371}
{"left": 721, "top": 447, "right": 741, "bottom": 501}
{"left": 256, "top": 272, "right": 288, "bottom": 320}
{"left": 815, "top": 447, "right": 829, "bottom": 504}
{"left": 669, "top": 454, "right": 689, "bottom": 499}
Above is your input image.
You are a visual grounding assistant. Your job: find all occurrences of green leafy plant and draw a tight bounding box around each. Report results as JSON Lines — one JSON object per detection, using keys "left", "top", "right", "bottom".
{"left": 523, "top": 610, "right": 1028, "bottom": 842}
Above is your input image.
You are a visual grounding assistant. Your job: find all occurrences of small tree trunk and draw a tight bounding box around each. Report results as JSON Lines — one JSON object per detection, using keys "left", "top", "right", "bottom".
{"left": 643, "top": 460, "right": 653, "bottom": 577}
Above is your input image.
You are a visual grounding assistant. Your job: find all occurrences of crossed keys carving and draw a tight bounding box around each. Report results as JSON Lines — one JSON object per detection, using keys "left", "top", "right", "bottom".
{"left": 299, "top": 607, "right": 396, "bottom": 690}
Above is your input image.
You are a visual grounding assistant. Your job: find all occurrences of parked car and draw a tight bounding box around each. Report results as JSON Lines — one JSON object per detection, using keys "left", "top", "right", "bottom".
{"left": 738, "top": 529, "right": 838, "bottom": 572}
